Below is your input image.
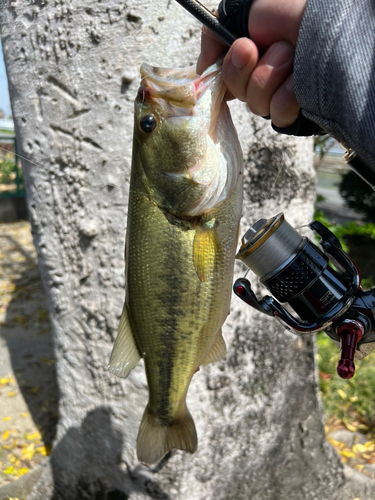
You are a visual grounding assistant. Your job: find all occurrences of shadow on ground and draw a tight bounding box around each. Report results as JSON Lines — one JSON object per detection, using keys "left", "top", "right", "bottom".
{"left": 0, "top": 406, "right": 172, "bottom": 500}
{"left": 0, "top": 225, "right": 59, "bottom": 447}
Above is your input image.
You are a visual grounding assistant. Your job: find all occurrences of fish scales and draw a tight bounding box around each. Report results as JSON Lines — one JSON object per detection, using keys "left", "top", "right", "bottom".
{"left": 109, "top": 61, "right": 243, "bottom": 464}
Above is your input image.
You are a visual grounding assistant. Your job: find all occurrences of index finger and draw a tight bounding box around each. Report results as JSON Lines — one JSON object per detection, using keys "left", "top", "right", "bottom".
{"left": 196, "top": 25, "right": 227, "bottom": 74}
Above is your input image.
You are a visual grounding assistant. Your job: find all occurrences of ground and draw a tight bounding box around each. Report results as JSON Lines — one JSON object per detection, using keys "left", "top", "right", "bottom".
{"left": 0, "top": 221, "right": 375, "bottom": 500}
{"left": 0, "top": 221, "right": 58, "bottom": 488}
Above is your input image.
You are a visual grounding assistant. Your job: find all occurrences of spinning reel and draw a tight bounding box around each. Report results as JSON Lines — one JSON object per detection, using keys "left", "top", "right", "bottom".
{"left": 233, "top": 213, "right": 375, "bottom": 379}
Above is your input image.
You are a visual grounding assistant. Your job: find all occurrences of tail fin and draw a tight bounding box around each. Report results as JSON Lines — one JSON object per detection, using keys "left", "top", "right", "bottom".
{"left": 136, "top": 405, "right": 197, "bottom": 464}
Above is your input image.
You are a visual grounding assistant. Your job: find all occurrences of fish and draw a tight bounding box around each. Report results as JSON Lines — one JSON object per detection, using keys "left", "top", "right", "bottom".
{"left": 109, "top": 60, "right": 243, "bottom": 464}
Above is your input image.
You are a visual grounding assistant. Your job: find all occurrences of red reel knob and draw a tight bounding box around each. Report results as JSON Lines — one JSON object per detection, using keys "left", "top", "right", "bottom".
{"left": 336, "top": 321, "right": 364, "bottom": 379}
{"left": 337, "top": 359, "right": 355, "bottom": 379}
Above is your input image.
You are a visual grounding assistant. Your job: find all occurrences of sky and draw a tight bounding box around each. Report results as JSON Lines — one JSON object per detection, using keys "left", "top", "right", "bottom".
{"left": 0, "top": 39, "right": 12, "bottom": 118}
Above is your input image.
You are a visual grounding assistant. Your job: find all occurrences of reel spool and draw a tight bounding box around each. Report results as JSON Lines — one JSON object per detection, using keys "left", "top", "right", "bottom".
{"left": 233, "top": 213, "right": 375, "bottom": 379}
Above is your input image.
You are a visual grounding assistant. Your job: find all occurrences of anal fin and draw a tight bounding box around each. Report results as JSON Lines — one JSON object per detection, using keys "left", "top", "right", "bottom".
{"left": 108, "top": 304, "right": 141, "bottom": 378}
{"left": 202, "top": 330, "right": 227, "bottom": 366}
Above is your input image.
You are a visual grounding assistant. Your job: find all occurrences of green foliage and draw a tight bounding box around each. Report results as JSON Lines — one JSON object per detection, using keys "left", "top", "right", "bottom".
{"left": 0, "top": 152, "right": 24, "bottom": 193}
{"left": 339, "top": 170, "right": 375, "bottom": 222}
{"left": 317, "top": 331, "right": 375, "bottom": 426}
{"left": 313, "top": 210, "right": 350, "bottom": 252}
{"left": 314, "top": 209, "right": 375, "bottom": 252}
{"left": 0, "top": 156, "right": 16, "bottom": 183}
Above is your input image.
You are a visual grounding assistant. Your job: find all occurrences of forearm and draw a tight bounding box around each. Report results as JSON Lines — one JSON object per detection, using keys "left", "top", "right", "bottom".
{"left": 295, "top": 0, "right": 375, "bottom": 166}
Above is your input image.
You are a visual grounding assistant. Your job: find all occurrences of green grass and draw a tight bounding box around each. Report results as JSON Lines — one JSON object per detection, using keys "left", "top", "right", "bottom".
{"left": 0, "top": 129, "right": 14, "bottom": 136}
{"left": 314, "top": 207, "right": 375, "bottom": 427}
{"left": 317, "top": 331, "right": 375, "bottom": 427}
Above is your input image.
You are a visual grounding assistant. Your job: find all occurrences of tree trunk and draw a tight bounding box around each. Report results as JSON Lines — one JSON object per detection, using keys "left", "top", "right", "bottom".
{"left": 0, "top": 1, "right": 346, "bottom": 498}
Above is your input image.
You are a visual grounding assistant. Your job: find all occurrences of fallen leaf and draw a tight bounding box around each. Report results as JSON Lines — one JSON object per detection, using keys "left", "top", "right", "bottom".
{"left": 319, "top": 371, "right": 333, "bottom": 380}
{"left": 0, "top": 377, "right": 15, "bottom": 385}
{"left": 7, "top": 391, "right": 16, "bottom": 397}
{"left": 21, "top": 450, "right": 35, "bottom": 460}
{"left": 20, "top": 412, "right": 30, "bottom": 418}
{"left": 17, "top": 467, "right": 29, "bottom": 476}
{"left": 358, "top": 424, "right": 369, "bottom": 432}
{"left": 2, "top": 416, "right": 11, "bottom": 421}
{"left": 26, "top": 431, "right": 41, "bottom": 441}
{"left": 340, "top": 450, "right": 356, "bottom": 458}
{"left": 328, "top": 437, "right": 345, "bottom": 449}
{"left": 337, "top": 389, "right": 347, "bottom": 400}
{"left": 353, "top": 444, "right": 367, "bottom": 454}
{"left": 36, "top": 444, "right": 51, "bottom": 456}
{"left": 343, "top": 419, "right": 357, "bottom": 432}
{"left": 2, "top": 430, "right": 10, "bottom": 440}
{"left": 21, "top": 443, "right": 35, "bottom": 460}
{"left": 3, "top": 465, "right": 14, "bottom": 474}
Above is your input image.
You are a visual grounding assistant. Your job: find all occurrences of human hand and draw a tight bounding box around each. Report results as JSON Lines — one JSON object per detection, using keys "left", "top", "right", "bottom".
{"left": 196, "top": 0, "right": 307, "bottom": 128}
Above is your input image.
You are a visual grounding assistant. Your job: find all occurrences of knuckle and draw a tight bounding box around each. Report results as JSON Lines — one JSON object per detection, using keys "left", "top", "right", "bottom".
{"left": 247, "top": 100, "right": 270, "bottom": 117}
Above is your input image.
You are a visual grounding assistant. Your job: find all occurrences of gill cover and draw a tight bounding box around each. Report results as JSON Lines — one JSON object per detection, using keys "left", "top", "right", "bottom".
{"left": 134, "top": 61, "right": 242, "bottom": 218}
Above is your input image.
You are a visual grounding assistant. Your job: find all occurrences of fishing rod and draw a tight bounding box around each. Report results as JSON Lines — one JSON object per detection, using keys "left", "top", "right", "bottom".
{"left": 175, "top": 0, "right": 375, "bottom": 378}
{"left": 174, "top": 0, "right": 375, "bottom": 189}
{"left": 173, "top": 0, "right": 236, "bottom": 47}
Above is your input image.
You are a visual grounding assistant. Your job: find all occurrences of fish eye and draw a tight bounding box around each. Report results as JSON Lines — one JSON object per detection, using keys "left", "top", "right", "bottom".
{"left": 139, "top": 115, "right": 157, "bottom": 133}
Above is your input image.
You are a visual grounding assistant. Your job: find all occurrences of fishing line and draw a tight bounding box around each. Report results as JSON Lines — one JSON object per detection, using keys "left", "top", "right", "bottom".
{"left": 0, "top": 145, "right": 44, "bottom": 170}
{"left": 265, "top": 161, "right": 285, "bottom": 201}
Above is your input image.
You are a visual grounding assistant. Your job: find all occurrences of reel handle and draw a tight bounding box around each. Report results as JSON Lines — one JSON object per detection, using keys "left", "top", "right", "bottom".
{"left": 336, "top": 320, "right": 364, "bottom": 379}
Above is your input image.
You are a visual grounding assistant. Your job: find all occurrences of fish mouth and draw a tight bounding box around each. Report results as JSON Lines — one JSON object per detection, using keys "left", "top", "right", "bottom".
{"left": 138, "top": 61, "right": 224, "bottom": 114}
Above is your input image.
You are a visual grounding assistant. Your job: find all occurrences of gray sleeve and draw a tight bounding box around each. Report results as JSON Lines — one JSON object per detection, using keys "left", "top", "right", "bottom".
{"left": 294, "top": 0, "right": 375, "bottom": 168}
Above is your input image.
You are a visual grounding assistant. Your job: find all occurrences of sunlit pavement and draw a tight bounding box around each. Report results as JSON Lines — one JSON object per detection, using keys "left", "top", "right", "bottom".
{"left": 0, "top": 221, "right": 57, "bottom": 486}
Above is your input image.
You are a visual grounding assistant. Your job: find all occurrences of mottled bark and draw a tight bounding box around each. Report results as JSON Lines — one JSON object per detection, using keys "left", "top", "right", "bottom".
{"left": 0, "top": 1, "right": 346, "bottom": 498}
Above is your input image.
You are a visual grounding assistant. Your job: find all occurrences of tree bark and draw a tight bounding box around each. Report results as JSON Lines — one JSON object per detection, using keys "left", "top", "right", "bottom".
{"left": 0, "top": 1, "right": 345, "bottom": 498}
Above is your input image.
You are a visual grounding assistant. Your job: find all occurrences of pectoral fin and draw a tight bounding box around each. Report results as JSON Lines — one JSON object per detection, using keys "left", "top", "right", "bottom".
{"left": 108, "top": 304, "right": 141, "bottom": 378}
{"left": 193, "top": 221, "right": 220, "bottom": 282}
{"left": 202, "top": 330, "right": 227, "bottom": 366}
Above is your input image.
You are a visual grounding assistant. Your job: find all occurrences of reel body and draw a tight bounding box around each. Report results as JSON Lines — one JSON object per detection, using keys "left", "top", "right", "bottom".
{"left": 233, "top": 213, "right": 375, "bottom": 379}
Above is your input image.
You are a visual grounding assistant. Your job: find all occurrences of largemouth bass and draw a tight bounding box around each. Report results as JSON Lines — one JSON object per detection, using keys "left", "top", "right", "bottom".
{"left": 109, "top": 61, "right": 243, "bottom": 464}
